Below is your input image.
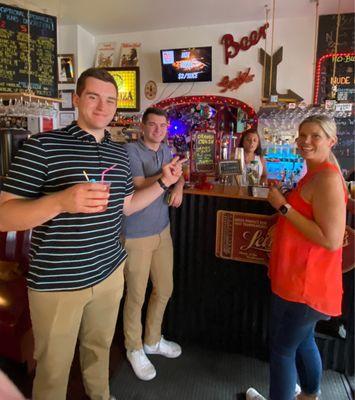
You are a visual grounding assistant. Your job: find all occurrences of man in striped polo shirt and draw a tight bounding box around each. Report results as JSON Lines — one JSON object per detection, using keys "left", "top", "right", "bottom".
{"left": 0, "top": 68, "right": 184, "bottom": 400}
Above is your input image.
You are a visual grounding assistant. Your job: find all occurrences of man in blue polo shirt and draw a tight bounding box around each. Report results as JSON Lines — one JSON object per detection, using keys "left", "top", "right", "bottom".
{"left": 123, "top": 107, "right": 185, "bottom": 381}
{"left": 0, "top": 70, "right": 184, "bottom": 400}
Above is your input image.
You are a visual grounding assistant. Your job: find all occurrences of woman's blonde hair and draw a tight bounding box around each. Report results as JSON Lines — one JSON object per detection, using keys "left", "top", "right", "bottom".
{"left": 299, "top": 114, "right": 344, "bottom": 180}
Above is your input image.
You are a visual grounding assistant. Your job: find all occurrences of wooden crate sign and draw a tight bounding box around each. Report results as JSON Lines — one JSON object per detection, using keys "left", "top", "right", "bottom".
{"left": 216, "top": 210, "right": 355, "bottom": 272}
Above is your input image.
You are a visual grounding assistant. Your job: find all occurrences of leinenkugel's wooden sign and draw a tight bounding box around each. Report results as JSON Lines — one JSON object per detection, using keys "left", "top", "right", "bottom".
{"left": 216, "top": 211, "right": 277, "bottom": 265}
{"left": 216, "top": 210, "right": 355, "bottom": 272}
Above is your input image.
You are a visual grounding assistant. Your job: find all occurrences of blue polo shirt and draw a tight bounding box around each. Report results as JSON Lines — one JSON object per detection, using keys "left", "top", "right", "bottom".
{"left": 124, "top": 139, "right": 172, "bottom": 238}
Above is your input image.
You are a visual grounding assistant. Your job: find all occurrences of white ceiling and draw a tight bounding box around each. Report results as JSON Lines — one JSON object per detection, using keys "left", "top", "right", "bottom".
{"left": 3, "top": 0, "right": 354, "bottom": 35}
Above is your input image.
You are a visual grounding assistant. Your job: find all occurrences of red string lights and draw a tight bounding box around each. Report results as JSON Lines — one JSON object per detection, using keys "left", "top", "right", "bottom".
{"left": 313, "top": 52, "right": 355, "bottom": 104}
{"left": 154, "top": 95, "right": 257, "bottom": 127}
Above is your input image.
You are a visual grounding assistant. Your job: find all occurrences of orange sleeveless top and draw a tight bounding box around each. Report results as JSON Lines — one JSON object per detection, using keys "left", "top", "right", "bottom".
{"left": 269, "top": 162, "right": 347, "bottom": 316}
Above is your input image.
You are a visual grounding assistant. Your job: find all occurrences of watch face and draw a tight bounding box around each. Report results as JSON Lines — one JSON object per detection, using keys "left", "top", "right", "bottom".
{"left": 279, "top": 205, "right": 288, "bottom": 215}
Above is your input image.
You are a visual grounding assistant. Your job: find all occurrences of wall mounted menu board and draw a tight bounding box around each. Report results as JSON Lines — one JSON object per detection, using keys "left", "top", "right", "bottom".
{"left": 315, "top": 53, "right": 354, "bottom": 104}
{"left": 0, "top": 4, "right": 57, "bottom": 98}
{"left": 317, "top": 14, "right": 354, "bottom": 58}
{"left": 314, "top": 13, "right": 354, "bottom": 104}
{"left": 334, "top": 115, "right": 354, "bottom": 177}
{"left": 195, "top": 132, "right": 215, "bottom": 172}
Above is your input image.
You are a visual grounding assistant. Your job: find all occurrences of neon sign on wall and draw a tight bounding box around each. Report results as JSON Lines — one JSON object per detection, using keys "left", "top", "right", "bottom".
{"left": 313, "top": 52, "right": 355, "bottom": 104}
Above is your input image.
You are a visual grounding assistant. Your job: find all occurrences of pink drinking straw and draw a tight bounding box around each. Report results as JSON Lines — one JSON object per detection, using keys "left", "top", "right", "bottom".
{"left": 101, "top": 164, "right": 118, "bottom": 183}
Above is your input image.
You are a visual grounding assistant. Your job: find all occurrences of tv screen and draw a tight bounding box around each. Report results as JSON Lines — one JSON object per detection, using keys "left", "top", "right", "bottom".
{"left": 160, "top": 46, "right": 212, "bottom": 83}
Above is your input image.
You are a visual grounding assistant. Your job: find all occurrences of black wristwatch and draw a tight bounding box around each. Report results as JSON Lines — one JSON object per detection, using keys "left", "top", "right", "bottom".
{"left": 157, "top": 178, "right": 169, "bottom": 191}
{"left": 279, "top": 203, "right": 292, "bottom": 215}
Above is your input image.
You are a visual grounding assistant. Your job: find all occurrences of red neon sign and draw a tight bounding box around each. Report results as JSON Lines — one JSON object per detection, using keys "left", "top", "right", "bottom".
{"left": 313, "top": 52, "right": 355, "bottom": 104}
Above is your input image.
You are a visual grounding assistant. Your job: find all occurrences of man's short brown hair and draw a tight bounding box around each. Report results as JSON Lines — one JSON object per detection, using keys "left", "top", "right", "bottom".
{"left": 142, "top": 107, "right": 168, "bottom": 124}
{"left": 76, "top": 68, "right": 118, "bottom": 96}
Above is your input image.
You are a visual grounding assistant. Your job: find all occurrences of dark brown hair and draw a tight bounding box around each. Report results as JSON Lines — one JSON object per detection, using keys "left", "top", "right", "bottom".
{"left": 142, "top": 107, "right": 168, "bottom": 124}
{"left": 76, "top": 68, "right": 118, "bottom": 96}
{"left": 238, "top": 129, "right": 262, "bottom": 156}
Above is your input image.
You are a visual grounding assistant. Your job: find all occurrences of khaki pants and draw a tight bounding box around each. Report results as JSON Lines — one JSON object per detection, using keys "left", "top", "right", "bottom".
{"left": 123, "top": 225, "right": 173, "bottom": 350}
{"left": 28, "top": 264, "right": 125, "bottom": 400}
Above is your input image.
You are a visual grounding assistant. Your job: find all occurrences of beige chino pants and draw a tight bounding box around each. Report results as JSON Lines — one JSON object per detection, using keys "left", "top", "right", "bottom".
{"left": 123, "top": 225, "right": 173, "bottom": 350}
{"left": 28, "top": 263, "right": 125, "bottom": 400}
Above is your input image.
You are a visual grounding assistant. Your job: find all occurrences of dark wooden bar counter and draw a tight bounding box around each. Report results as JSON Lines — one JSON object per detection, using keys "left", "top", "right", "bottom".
{"left": 165, "top": 184, "right": 354, "bottom": 375}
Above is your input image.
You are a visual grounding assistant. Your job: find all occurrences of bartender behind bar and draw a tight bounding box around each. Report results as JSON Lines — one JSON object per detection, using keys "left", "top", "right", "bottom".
{"left": 237, "top": 129, "right": 268, "bottom": 186}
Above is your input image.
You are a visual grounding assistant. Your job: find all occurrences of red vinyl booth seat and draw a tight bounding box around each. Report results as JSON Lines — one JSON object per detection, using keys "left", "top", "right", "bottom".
{"left": 0, "top": 230, "right": 34, "bottom": 369}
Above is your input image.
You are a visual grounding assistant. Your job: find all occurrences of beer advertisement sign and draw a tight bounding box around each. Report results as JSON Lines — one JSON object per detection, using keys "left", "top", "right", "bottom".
{"left": 216, "top": 210, "right": 354, "bottom": 272}
{"left": 215, "top": 211, "right": 278, "bottom": 265}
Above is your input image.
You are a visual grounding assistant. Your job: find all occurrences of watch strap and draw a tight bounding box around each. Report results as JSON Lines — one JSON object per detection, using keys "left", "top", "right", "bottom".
{"left": 157, "top": 177, "right": 169, "bottom": 191}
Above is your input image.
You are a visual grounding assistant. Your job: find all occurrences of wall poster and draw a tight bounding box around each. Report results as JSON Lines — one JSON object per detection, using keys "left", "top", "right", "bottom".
{"left": 104, "top": 67, "right": 140, "bottom": 111}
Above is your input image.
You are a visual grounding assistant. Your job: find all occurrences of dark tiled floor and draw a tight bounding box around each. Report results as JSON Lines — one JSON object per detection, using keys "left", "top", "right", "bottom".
{"left": 1, "top": 337, "right": 353, "bottom": 400}
{"left": 110, "top": 346, "right": 352, "bottom": 400}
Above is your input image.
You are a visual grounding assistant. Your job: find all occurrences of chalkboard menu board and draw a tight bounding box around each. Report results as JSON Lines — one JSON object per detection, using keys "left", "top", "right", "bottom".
{"left": 317, "top": 14, "right": 354, "bottom": 58}
{"left": 0, "top": 4, "right": 57, "bottom": 98}
{"left": 314, "top": 13, "right": 354, "bottom": 177}
{"left": 334, "top": 115, "right": 354, "bottom": 177}
{"left": 315, "top": 54, "right": 354, "bottom": 104}
{"left": 195, "top": 132, "right": 215, "bottom": 172}
{"left": 315, "top": 13, "right": 354, "bottom": 104}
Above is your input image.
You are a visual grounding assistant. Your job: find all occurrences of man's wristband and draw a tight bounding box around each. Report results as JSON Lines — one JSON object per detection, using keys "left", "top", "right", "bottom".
{"left": 157, "top": 178, "right": 169, "bottom": 191}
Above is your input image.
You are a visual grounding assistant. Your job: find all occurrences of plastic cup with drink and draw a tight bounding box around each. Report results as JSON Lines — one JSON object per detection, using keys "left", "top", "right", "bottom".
{"left": 82, "top": 164, "right": 117, "bottom": 211}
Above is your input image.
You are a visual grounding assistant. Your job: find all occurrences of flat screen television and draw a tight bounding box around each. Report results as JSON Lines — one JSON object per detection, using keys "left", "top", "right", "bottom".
{"left": 160, "top": 46, "right": 212, "bottom": 83}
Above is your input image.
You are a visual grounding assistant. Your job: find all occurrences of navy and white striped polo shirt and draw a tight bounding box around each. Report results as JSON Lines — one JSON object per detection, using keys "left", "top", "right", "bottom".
{"left": 1, "top": 123, "right": 134, "bottom": 291}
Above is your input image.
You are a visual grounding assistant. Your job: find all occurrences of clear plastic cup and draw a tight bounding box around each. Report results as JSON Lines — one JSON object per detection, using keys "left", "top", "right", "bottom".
{"left": 100, "top": 181, "right": 111, "bottom": 211}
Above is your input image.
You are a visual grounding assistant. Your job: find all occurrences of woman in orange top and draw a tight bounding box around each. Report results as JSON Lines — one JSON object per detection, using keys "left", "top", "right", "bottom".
{"left": 247, "top": 115, "right": 347, "bottom": 400}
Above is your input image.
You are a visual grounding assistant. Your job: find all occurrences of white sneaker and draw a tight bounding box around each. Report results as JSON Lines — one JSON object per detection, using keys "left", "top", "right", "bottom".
{"left": 126, "top": 349, "right": 156, "bottom": 381}
{"left": 246, "top": 385, "right": 300, "bottom": 400}
{"left": 295, "top": 383, "right": 301, "bottom": 396}
{"left": 246, "top": 387, "right": 267, "bottom": 400}
{"left": 109, "top": 396, "right": 117, "bottom": 400}
{"left": 144, "top": 336, "right": 182, "bottom": 358}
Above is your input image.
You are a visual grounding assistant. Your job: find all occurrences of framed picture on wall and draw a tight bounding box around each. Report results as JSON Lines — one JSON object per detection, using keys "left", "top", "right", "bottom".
{"left": 118, "top": 42, "right": 141, "bottom": 67}
{"left": 58, "top": 54, "right": 75, "bottom": 84}
{"left": 59, "top": 111, "right": 76, "bottom": 127}
{"left": 104, "top": 67, "right": 140, "bottom": 111}
{"left": 59, "top": 90, "right": 75, "bottom": 111}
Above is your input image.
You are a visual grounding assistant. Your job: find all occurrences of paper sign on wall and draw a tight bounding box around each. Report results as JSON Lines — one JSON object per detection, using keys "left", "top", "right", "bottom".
{"left": 95, "top": 42, "right": 117, "bottom": 68}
